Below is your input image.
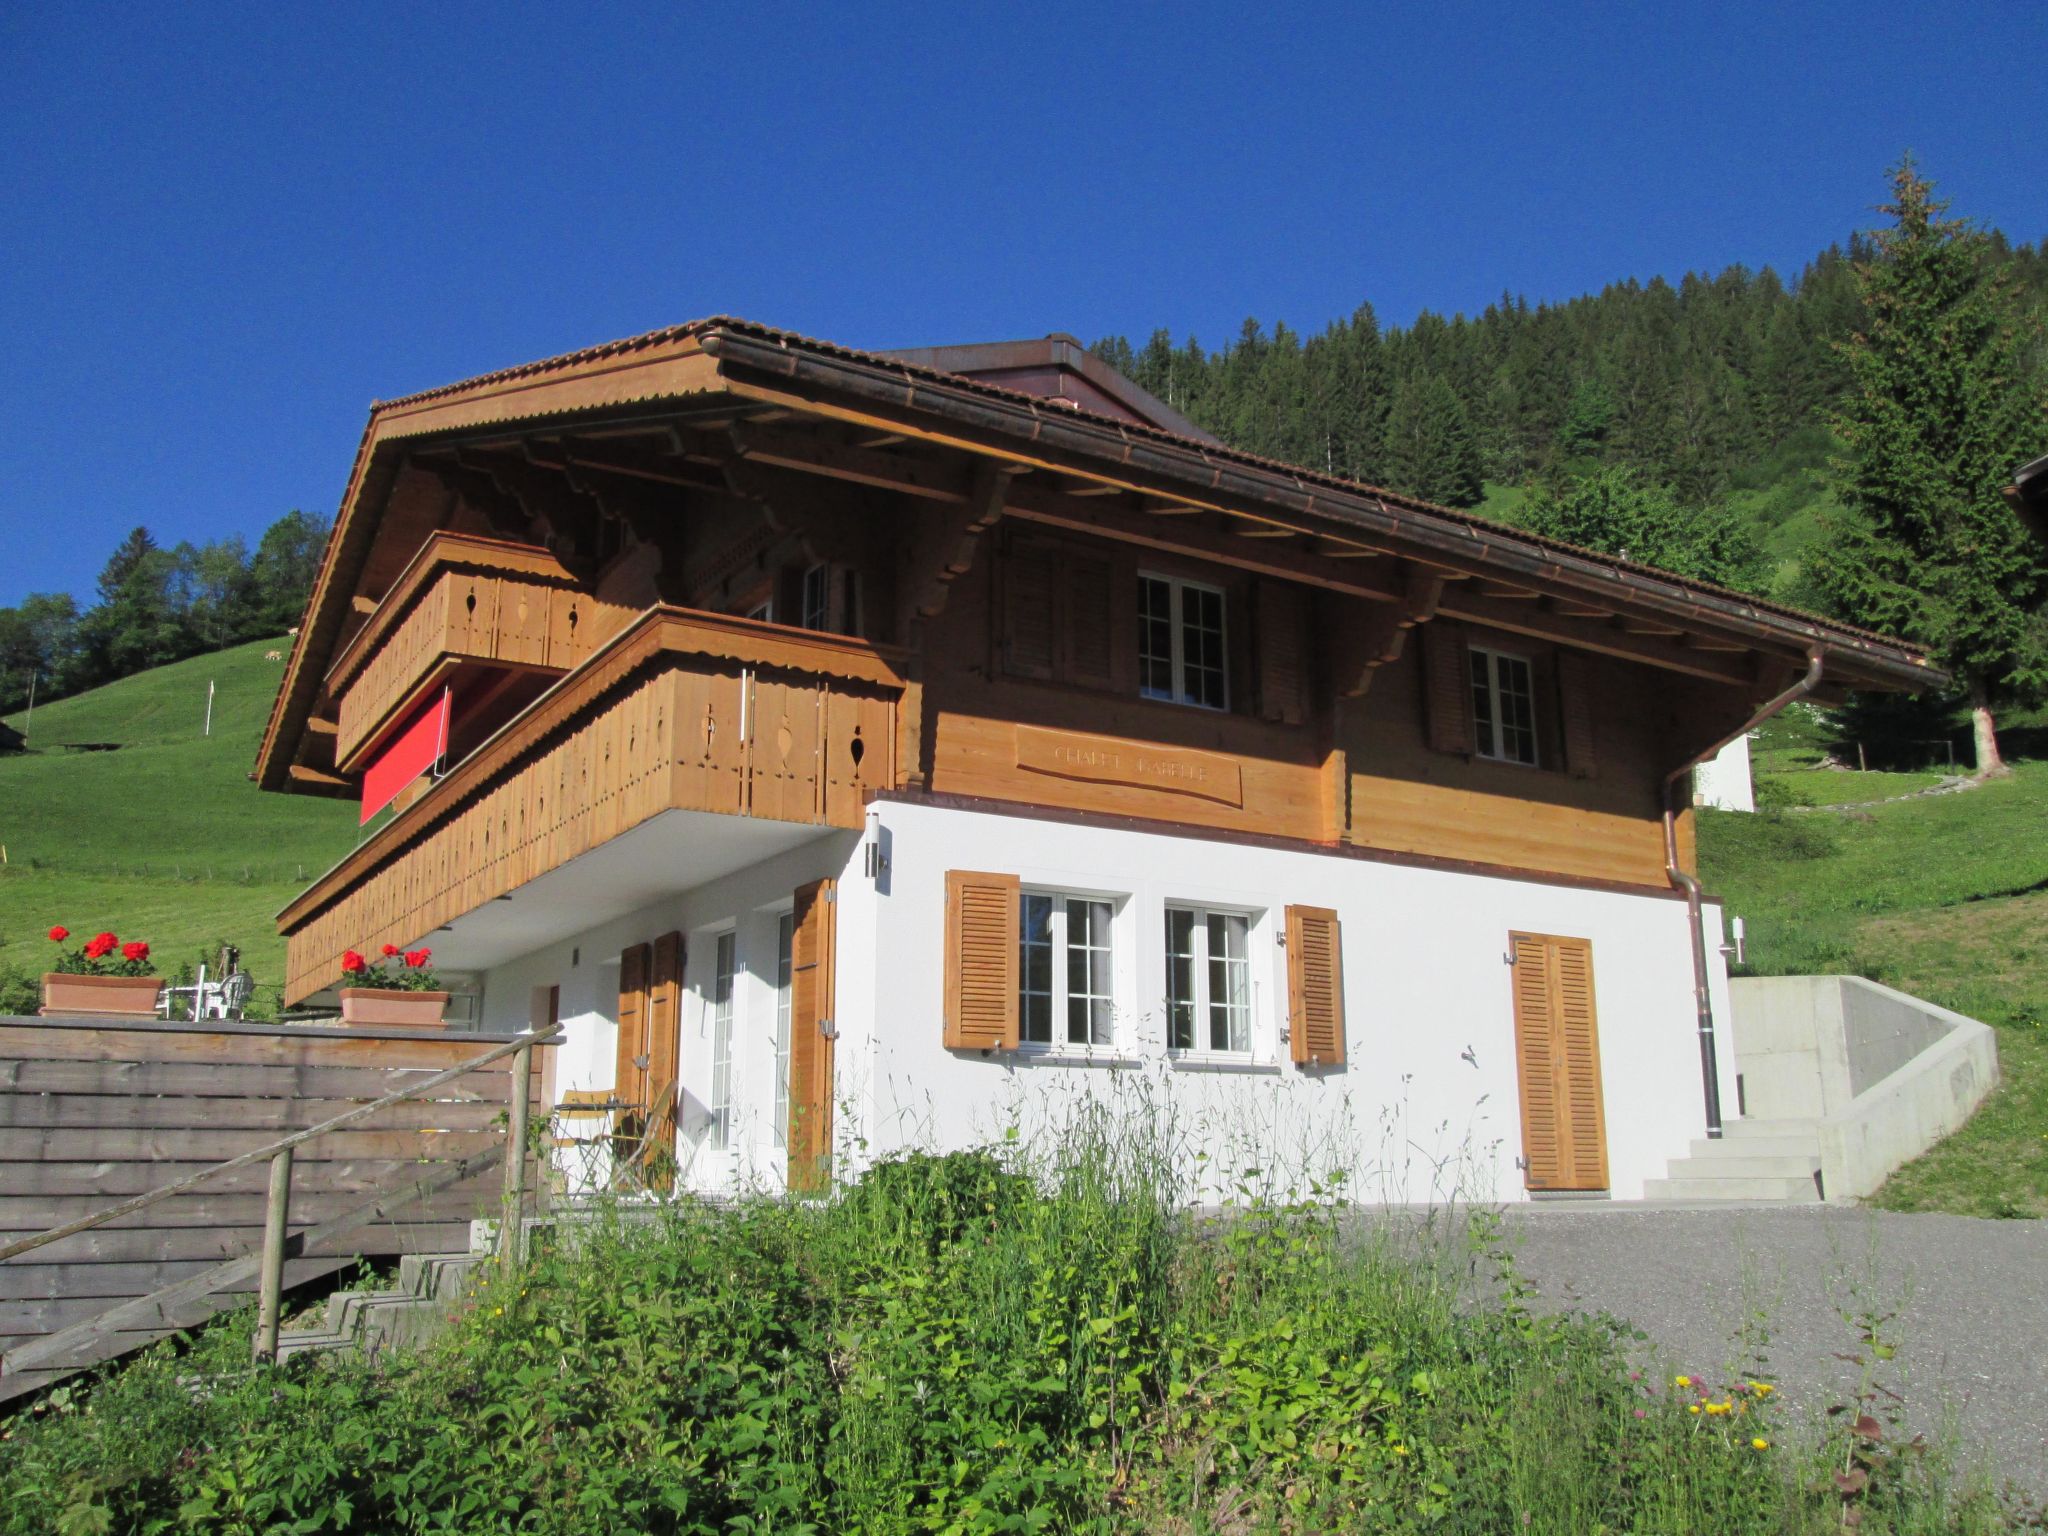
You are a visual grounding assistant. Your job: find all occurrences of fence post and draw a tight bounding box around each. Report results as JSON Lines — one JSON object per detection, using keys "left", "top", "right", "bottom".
{"left": 500, "top": 1041, "right": 532, "bottom": 1273}
{"left": 253, "top": 1146, "right": 294, "bottom": 1364}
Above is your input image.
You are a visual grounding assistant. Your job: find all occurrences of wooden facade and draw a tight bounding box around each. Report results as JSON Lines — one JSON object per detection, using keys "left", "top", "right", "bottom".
{"left": 328, "top": 533, "right": 630, "bottom": 769}
{"left": 280, "top": 610, "right": 901, "bottom": 1002}
{"left": 259, "top": 320, "right": 1937, "bottom": 1008}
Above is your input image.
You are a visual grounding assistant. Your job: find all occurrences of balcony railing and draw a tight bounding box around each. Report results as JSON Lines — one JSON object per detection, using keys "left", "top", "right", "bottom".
{"left": 327, "top": 534, "right": 628, "bottom": 769}
{"left": 282, "top": 607, "right": 905, "bottom": 1004}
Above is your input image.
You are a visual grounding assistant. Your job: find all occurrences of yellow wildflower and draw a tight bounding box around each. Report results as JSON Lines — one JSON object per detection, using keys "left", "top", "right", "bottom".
{"left": 1674, "top": 1374, "right": 1692, "bottom": 1387}
{"left": 1688, "top": 1404, "right": 1701, "bottom": 1415}
{"left": 1705, "top": 1402, "right": 1731, "bottom": 1416}
{"left": 493, "top": 1306, "right": 504, "bottom": 1316}
{"left": 1752, "top": 1437, "right": 1769, "bottom": 1451}
{"left": 1391, "top": 1444, "right": 1409, "bottom": 1457}
{"left": 1750, "top": 1382, "right": 1774, "bottom": 1397}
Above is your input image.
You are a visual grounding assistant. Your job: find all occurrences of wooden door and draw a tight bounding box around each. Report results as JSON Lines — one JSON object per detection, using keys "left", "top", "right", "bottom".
{"left": 1508, "top": 932, "right": 1608, "bottom": 1192}
{"left": 645, "top": 931, "right": 685, "bottom": 1184}
{"left": 787, "top": 878, "right": 837, "bottom": 1192}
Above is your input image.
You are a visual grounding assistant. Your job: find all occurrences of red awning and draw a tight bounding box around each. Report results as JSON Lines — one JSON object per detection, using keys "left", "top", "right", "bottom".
{"left": 360, "top": 690, "right": 450, "bottom": 825}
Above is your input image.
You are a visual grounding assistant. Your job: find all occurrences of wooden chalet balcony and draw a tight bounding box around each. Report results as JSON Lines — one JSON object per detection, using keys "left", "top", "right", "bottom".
{"left": 281, "top": 608, "right": 904, "bottom": 1005}
{"left": 327, "top": 533, "right": 629, "bottom": 771}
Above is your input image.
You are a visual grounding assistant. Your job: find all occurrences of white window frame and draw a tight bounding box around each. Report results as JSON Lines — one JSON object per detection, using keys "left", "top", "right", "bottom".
{"left": 1138, "top": 572, "right": 1229, "bottom": 711}
{"left": 772, "top": 910, "right": 794, "bottom": 1150}
{"left": 706, "top": 929, "right": 737, "bottom": 1150}
{"left": 1469, "top": 644, "right": 1540, "bottom": 767}
{"left": 1164, "top": 904, "right": 1257, "bottom": 1059}
{"left": 1019, "top": 888, "right": 1119, "bottom": 1052}
{"left": 800, "top": 563, "right": 831, "bottom": 632}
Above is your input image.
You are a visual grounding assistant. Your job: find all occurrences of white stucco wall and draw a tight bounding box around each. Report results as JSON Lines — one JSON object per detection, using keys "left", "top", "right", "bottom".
{"left": 1692, "top": 734, "right": 1756, "bottom": 813}
{"left": 476, "top": 800, "right": 1736, "bottom": 1205}
{"left": 844, "top": 801, "right": 1733, "bottom": 1204}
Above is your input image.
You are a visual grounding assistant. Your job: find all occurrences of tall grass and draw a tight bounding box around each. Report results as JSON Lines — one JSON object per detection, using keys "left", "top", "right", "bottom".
{"left": 0, "top": 1117, "right": 2018, "bottom": 1533}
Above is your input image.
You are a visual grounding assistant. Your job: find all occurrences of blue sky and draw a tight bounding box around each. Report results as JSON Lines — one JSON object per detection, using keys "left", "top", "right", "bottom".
{"left": 4, "top": 1, "right": 2045, "bottom": 607}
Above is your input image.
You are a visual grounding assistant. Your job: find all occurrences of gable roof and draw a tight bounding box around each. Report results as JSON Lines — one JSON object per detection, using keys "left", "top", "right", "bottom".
{"left": 257, "top": 316, "right": 1944, "bottom": 789}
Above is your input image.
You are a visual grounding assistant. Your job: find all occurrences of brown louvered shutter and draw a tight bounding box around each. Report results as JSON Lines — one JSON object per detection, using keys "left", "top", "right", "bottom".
{"left": 614, "top": 942, "right": 651, "bottom": 1111}
{"left": 1285, "top": 904, "right": 1345, "bottom": 1067}
{"left": 1554, "top": 650, "right": 1599, "bottom": 779}
{"left": 1255, "top": 579, "right": 1311, "bottom": 725}
{"left": 944, "top": 869, "right": 1020, "bottom": 1051}
{"left": 1509, "top": 932, "right": 1608, "bottom": 1192}
{"left": 1002, "top": 538, "right": 1057, "bottom": 680}
{"left": 645, "top": 932, "right": 684, "bottom": 1167}
{"left": 1062, "top": 551, "right": 1122, "bottom": 690}
{"left": 1420, "top": 622, "right": 1472, "bottom": 755}
{"left": 788, "top": 879, "right": 837, "bottom": 1192}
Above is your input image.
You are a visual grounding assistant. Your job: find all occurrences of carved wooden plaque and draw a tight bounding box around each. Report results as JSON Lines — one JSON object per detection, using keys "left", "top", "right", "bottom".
{"left": 1013, "top": 724, "right": 1244, "bottom": 808}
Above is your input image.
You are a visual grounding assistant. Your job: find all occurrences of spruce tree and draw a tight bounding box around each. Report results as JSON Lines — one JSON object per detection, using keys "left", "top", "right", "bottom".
{"left": 1815, "top": 159, "right": 2048, "bottom": 774}
{"left": 1380, "top": 374, "right": 1484, "bottom": 507}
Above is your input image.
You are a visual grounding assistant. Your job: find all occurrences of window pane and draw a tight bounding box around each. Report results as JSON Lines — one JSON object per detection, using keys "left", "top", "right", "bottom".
{"left": 710, "top": 932, "right": 736, "bottom": 1150}
{"left": 1065, "top": 898, "right": 1113, "bottom": 1047}
{"left": 1469, "top": 649, "right": 1497, "bottom": 760}
{"left": 1207, "top": 912, "right": 1251, "bottom": 1053}
{"left": 773, "top": 914, "right": 793, "bottom": 1149}
{"left": 802, "top": 565, "right": 829, "bottom": 632}
{"left": 1498, "top": 654, "right": 1538, "bottom": 765}
{"left": 1181, "top": 584, "right": 1227, "bottom": 708}
{"left": 1138, "top": 577, "right": 1174, "bottom": 698}
{"left": 1165, "top": 908, "right": 1196, "bottom": 1050}
{"left": 1020, "top": 893, "right": 1054, "bottom": 1044}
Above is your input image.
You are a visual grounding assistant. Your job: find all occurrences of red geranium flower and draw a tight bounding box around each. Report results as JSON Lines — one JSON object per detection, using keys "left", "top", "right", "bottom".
{"left": 341, "top": 950, "right": 367, "bottom": 974}
{"left": 381, "top": 943, "right": 401, "bottom": 958}
{"left": 121, "top": 941, "right": 150, "bottom": 963}
{"left": 404, "top": 949, "right": 431, "bottom": 968}
{"left": 48, "top": 925, "right": 69, "bottom": 943}
{"left": 83, "top": 932, "right": 118, "bottom": 960}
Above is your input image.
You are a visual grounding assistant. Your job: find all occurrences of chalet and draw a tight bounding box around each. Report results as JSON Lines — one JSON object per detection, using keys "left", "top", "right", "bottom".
{"left": 253, "top": 321, "right": 1940, "bottom": 1203}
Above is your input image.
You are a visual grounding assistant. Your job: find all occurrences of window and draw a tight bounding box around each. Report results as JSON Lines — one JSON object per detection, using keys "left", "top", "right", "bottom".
{"left": 1165, "top": 907, "right": 1253, "bottom": 1054}
{"left": 1020, "top": 891, "right": 1115, "bottom": 1047}
{"left": 801, "top": 564, "right": 830, "bottom": 632}
{"left": 1470, "top": 646, "right": 1539, "bottom": 766}
{"left": 773, "top": 912, "right": 793, "bottom": 1149}
{"left": 1138, "top": 574, "right": 1228, "bottom": 709}
{"left": 745, "top": 599, "right": 774, "bottom": 624}
{"left": 708, "top": 931, "right": 736, "bottom": 1149}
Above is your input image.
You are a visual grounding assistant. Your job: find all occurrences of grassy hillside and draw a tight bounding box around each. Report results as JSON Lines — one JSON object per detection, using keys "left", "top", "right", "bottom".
{"left": 1699, "top": 718, "right": 2048, "bottom": 1217}
{"left": 0, "top": 638, "right": 360, "bottom": 1013}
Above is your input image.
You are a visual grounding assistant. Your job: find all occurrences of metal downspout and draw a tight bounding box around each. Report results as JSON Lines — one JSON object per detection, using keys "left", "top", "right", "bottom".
{"left": 1663, "top": 648, "right": 1825, "bottom": 1139}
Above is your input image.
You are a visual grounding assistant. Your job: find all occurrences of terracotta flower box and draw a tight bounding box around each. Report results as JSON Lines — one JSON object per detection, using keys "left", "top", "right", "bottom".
{"left": 41, "top": 972, "right": 164, "bottom": 1018}
{"left": 339, "top": 988, "right": 451, "bottom": 1029}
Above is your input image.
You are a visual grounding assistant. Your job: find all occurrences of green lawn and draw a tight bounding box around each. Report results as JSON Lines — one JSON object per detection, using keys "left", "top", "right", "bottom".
{"left": 1698, "top": 760, "right": 2048, "bottom": 1217}
{"left": 0, "top": 639, "right": 360, "bottom": 1012}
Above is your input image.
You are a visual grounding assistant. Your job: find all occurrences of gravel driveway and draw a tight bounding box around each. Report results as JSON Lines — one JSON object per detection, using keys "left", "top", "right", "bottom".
{"left": 1498, "top": 1206, "right": 2048, "bottom": 1496}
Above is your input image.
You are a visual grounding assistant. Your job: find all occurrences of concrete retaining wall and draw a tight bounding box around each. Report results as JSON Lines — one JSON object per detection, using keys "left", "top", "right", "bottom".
{"left": 1730, "top": 976, "right": 2000, "bottom": 1201}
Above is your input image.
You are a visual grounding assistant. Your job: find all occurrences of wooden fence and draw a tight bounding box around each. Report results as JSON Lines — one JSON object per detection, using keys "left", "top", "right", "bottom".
{"left": 0, "top": 1015, "right": 551, "bottom": 1403}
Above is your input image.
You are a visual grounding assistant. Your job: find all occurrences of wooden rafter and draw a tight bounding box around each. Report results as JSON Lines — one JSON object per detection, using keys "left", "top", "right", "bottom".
{"left": 724, "top": 421, "right": 969, "bottom": 503}
{"left": 1004, "top": 480, "right": 1405, "bottom": 604}
{"left": 1438, "top": 588, "right": 1756, "bottom": 685}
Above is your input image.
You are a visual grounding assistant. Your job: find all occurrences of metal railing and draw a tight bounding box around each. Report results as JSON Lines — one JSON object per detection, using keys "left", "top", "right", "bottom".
{"left": 0, "top": 1029, "right": 560, "bottom": 1366}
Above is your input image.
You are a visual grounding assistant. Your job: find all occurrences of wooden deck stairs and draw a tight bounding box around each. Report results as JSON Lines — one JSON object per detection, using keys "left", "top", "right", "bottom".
{"left": 0, "top": 1015, "right": 555, "bottom": 1404}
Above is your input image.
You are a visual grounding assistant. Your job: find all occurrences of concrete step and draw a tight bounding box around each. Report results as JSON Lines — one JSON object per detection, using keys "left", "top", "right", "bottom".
{"left": 275, "top": 1252, "right": 484, "bottom": 1364}
{"left": 1687, "top": 1134, "right": 1818, "bottom": 1160}
{"left": 1720, "top": 1118, "right": 1820, "bottom": 1141}
{"left": 1641, "top": 1174, "right": 1824, "bottom": 1203}
{"left": 1664, "top": 1154, "right": 1823, "bottom": 1181}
